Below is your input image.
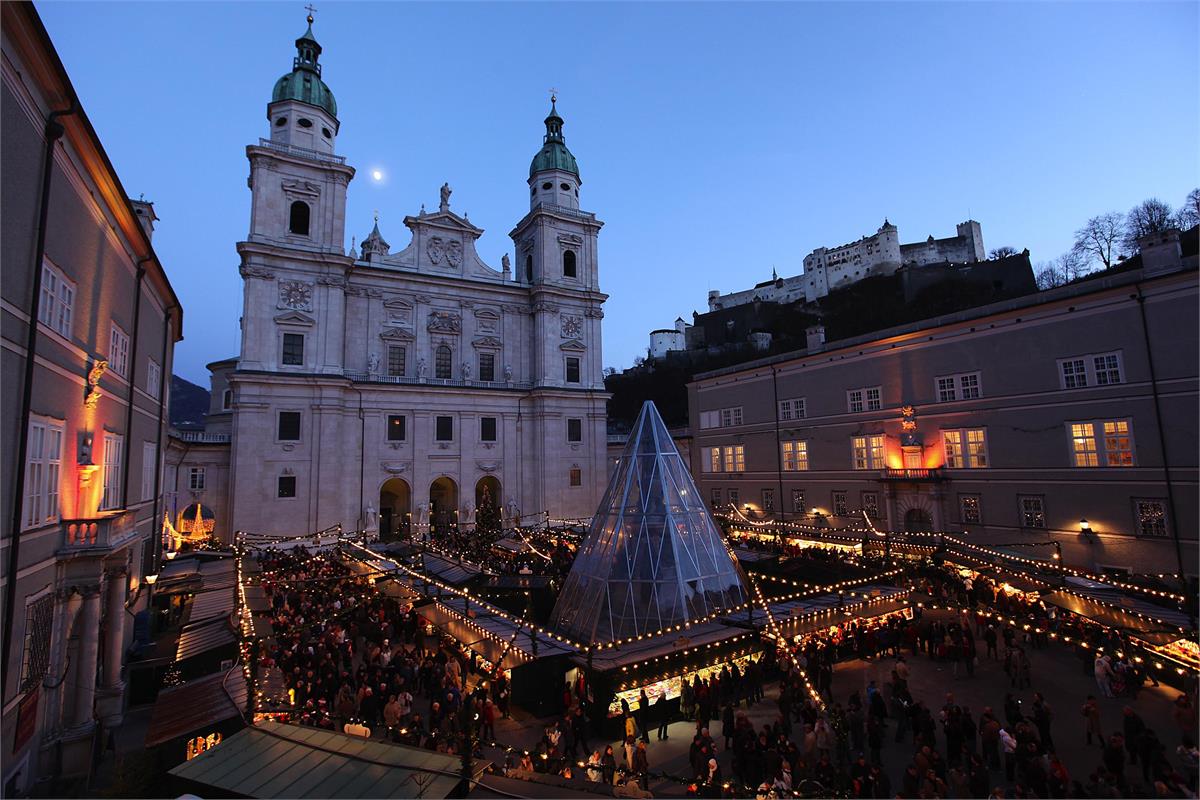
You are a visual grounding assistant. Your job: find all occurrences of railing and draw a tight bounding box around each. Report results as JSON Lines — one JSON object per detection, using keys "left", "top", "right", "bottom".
{"left": 173, "top": 430, "right": 232, "bottom": 444}
{"left": 880, "top": 467, "right": 944, "bottom": 481}
{"left": 343, "top": 371, "right": 534, "bottom": 390}
{"left": 60, "top": 512, "right": 137, "bottom": 553}
{"left": 535, "top": 202, "right": 596, "bottom": 221}
{"left": 255, "top": 138, "right": 346, "bottom": 165}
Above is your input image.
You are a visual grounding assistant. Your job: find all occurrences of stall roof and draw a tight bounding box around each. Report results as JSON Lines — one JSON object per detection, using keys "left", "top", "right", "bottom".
{"left": 177, "top": 616, "right": 237, "bottom": 663}
{"left": 726, "top": 585, "right": 909, "bottom": 633}
{"left": 480, "top": 574, "right": 553, "bottom": 590}
{"left": 422, "top": 600, "right": 576, "bottom": 664}
{"left": 244, "top": 585, "right": 271, "bottom": 613}
{"left": 1043, "top": 590, "right": 1192, "bottom": 643}
{"left": 421, "top": 553, "right": 483, "bottom": 585}
{"left": 189, "top": 588, "right": 235, "bottom": 625}
{"left": 144, "top": 667, "right": 247, "bottom": 748}
{"left": 492, "top": 537, "right": 530, "bottom": 554}
{"left": 732, "top": 547, "right": 780, "bottom": 564}
{"left": 575, "top": 619, "right": 752, "bottom": 672}
{"left": 169, "top": 721, "right": 473, "bottom": 798}
{"left": 198, "top": 558, "right": 238, "bottom": 590}
{"left": 472, "top": 772, "right": 616, "bottom": 798}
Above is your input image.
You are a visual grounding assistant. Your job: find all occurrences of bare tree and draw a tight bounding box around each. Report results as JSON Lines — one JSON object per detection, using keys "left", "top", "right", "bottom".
{"left": 1175, "top": 188, "right": 1200, "bottom": 230}
{"left": 1071, "top": 212, "right": 1125, "bottom": 269}
{"left": 989, "top": 246, "right": 1018, "bottom": 259}
{"left": 1034, "top": 261, "right": 1065, "bottom": 290}
{"left": 1058, "top": 248, "right": 1093, "bottom": 282}
{"left": 1123, "top": 198, "right": 1174, "bottom": 252}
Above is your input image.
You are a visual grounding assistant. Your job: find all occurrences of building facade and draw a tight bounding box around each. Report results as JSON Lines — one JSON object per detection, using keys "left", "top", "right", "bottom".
{"left": 220, "top": 19, "right": 608, "bottom": 541}
{"left": 707, "top": 218, "right": 986, "bottom": 311}
{"left": 649, "top": 317, "right": 690, "bottom": 360}
{"left": 688, "top": 231, "right": 1198, "bottom": 579}
{"left": 1, "top": 4, "right": 182, "bottom": 791}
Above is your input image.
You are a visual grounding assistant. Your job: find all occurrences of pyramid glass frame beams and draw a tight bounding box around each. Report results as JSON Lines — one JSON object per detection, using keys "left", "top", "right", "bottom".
{"left": 551, "top": 402, "right": 748, "bottom": 644}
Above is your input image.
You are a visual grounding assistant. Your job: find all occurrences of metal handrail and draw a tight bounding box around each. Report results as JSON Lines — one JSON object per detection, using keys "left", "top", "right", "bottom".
{"left": 255, "top": 138, "right": 346, "bottom": 165}
{"left": 343, "top": 371, "right": 533, "bottom": 390}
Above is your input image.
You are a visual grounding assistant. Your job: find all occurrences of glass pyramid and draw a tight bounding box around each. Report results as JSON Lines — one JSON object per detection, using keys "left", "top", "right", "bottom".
{"left": 550, "top": 401, "right": 748, "bottom": 645}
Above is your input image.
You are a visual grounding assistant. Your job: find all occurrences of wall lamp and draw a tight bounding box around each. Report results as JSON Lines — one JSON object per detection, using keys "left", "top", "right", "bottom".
{"left": 1079, "top": 518, "right": 1093, "bottom": 536}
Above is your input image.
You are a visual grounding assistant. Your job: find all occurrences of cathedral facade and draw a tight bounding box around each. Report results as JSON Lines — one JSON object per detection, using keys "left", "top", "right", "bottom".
{"left": 222, "top": 18, "right": 608, "bottom": 539}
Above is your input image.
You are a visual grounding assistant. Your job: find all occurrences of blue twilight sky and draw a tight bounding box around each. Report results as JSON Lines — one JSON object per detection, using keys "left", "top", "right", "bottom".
{"left": 38, "top": 1, "right": 1198, "bottom": 385}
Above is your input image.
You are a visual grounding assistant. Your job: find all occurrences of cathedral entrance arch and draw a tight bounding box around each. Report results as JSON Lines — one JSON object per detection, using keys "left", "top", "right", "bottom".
{"left": 379, "top": 478, "right": 411, "bottom": 541}
{"left": 429, "top": 477, "right": 458, "bottom": 533}
{"left": 904, "top": 507, "right": 933, "bottom": 533}
{"left": 474, "top": 476, "right": 502, "bottom": 534}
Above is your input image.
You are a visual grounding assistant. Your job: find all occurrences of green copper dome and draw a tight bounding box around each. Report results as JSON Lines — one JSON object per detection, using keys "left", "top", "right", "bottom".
{"left": 271, "top": 19, "right": 338, "bottom": 118}
{"left": 529, "top": 100, "right": 579, "bottom": 180}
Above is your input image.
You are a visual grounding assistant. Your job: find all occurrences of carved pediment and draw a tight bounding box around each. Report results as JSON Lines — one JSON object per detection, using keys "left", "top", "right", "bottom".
{"left": 383, "top": 297, "right": 413, "bottom": 310}
{"left": 476, "top": 461, "right": 499, "bottom": 473}
{"left": 557, "top": 233, "right": 584, "bottom": 246}
{"left": 274, "top": 311, "right": 316, "bottom": 327}
{"left": 404, "top": 209, "right": 484, "bottom": 237}
{"left": 380, "top": 327, "right": 415, "bottom": 341}
{"left": 282, "top": 179, "right": 321, "bottom": 197}
{"left": 381, "top": 462, "right": 410, "bottom": 475}
{"left": 560, "top": 338, "right": 587, "bottom": 352}
{"left": 472, "top": 336, "right": 503, "bottom": 349}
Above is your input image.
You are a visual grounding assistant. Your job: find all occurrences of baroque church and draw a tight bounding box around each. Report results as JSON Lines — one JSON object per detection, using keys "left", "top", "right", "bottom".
{"left": 172, "top": 15, "right": 609, "bottom": 540}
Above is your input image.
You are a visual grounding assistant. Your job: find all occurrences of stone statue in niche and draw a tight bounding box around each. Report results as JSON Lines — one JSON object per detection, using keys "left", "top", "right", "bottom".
{"left": 416, "top": 357, "right": 427, "bottom": 378}
{"left": 461, "top": 361, "right": 472, "bottom": 380}
{"left": 506, "top": 497, "right": 519, "bottom": 523}
{"left": 439, "top": 182, "right": 452, "bottom": 212}
{"left": 503, "top": 363, "right": 513, "bottom": 382}
{"left": 367, "top": 352, "right": 380, "bottom": 374}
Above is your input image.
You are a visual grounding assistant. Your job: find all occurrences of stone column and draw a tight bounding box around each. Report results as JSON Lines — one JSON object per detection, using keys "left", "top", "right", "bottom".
{"left": 96, "top": 567, "right": 128, "bottom": 726}
{"left": 69, "top": 585, "right": 102, "bottom": 729}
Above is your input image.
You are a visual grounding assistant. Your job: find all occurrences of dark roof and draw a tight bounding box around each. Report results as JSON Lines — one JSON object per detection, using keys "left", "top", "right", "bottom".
{"left": 480, "top": 574, "right": 553, "bottom": 590}
{"left": 169, "top": 721, "right": 473, "bottom": 798}
{"left": 421, "top": 553, "right": 482, "bottom": 585}
{"left": 144, "top": 668, "right": 247, "bottom": 748}
{"left": 177, "top": 617, "right": 237, "bottom": 663}
{"left": 188, "top": 588, "right": 235, "bottom": 624}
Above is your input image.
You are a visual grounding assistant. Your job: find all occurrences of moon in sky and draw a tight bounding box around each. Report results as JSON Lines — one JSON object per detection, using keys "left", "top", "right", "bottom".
{"left": 372, "top": 169, "right": 383, "bottom": 181}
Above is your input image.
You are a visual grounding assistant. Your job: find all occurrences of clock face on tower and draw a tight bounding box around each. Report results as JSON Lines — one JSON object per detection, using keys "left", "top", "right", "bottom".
{"left": 561, "top": 315, "right": 583, "bottom": 339}
{"left": 278, "top": 280, "right": 313, "bottom": 311}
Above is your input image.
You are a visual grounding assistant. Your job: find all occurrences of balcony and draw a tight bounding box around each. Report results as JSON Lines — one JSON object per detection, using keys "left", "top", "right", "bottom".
{"left": 255, "top": 138, "right": 346, "bottom": 165}
{"left": 344, "top": 371, "right": 533, "bottom": 390}
{"left": 59, "top": 511, "right": 138, "bottom": 555}
{"left": 173, "top": 430, "right": 231, "bottom": 444}
{"left": 879, "top": 467, "right": 945, "bottom": 482}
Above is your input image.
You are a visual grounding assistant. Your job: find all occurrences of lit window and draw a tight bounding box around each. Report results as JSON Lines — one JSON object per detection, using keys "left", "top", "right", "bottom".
{"left": 387, "top": 346, "right": 406, "bottom": 377}
{"left": 387, "top": 415, "right": 407, "bottom": 442}
{"left": 23, "top": 417, "right": 63, "bottom": 529}
{"left": 100, "top": 432, "right": 123, "bottom": 511}
{"left": 435, "top": 345, "right": 452, "bottom": 379}
{"left": 282, "top": 333, "right": 304, "bottom": 366}
{"left": 943, "top": 428, "right": 987, "bottom": 468}
{"left": 851, "top": 435, "right": 885, "bottom": 470}
{"left": 567, "top": 418, "right": 582, "bottom": 442}
{"left": 960, "top": 494, "right": 982, "bottom": 524}
{"left": 1094, "top": 354, "right": 1122, "bottom": 385}
{"left": 781, "top": 440, "right": 808, "bottom": 471}
{"left": 109, "top": 323, "right": 130, "bottom": 377}
{"left": 1018, "top": 495, "right": 1045, "bottom": 528}
{"left": 1069, "top": 423, "right": 1098, "bottom": 467}
{"left": 1134, "top": 499, "right": 1166, "bottom": 537}
{"left": 1102, "top": 420, "right": 1133, "bottom": 466}
{"left": 832, "top": 491, "right": 848, "bottom": 516}
{"left": 188, "top": 466, "right": 206, "bottom": 491}
{"left": 706, "top": 447, "right": 721, "bottom": 473}
{"left": 435, "top": 416, "right": 453, "bottom": 442}
{"left": 1061, "top": 358, "right": 1088, "bottom": 389}
{"left": 38, "top": 261, "right": 74, "bottom": 338}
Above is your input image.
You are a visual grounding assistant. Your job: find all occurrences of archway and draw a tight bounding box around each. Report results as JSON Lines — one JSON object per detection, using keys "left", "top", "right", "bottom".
{"left": 904, "top": 507, "right": 933, "bottom": 533}
{"left": 379, "top": 478, "right": 411, "bottom": 541}
{"left": 429, "top": 476, "right": 458, "bottom": 534}
{"left": 177, "top": 503, "right": 216, "bottom": 549}
{"left": 474, "top": 476, "right": 502, "bottom": 534}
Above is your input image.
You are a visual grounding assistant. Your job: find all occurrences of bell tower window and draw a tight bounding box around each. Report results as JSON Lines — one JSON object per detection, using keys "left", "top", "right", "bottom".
{"left": 289, "top": 201, "right": 310, "bottom": 236}
{"left": 563, "top": 250, "right": 577, "bottom": 278}
{"left": 525, "top": 255, "right": 533, "bottom": 283}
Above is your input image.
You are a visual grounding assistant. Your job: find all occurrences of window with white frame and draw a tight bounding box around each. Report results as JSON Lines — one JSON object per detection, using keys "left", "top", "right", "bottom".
{"left": 762, "top": 489, "right": 775, "bottom": 511}
{"left": 832, "top": 490, "right": 848, "bottom": 516}
{"left": 851, "top": 434, "right": 885, "bottom": 470}
{"left": 1069, "top": 420, "right": 1134, "bottom": 467}
{"left": 100, "top": 432, "right": 123, "bottom": 510}
{"left": 141, "top": 441, "right": 157, "bottom": 502}
{"left": 862, "top": 491, "right": 880, "bottom": 519}
{"left": 724, "top": 444, "right": 745, "bottom": 472}
{"left": 943, "top": 428, "right": 988, "bottom": 468}
{"left": 1018, "top": 495, "right": 1045, "bottom": 528}
{"left": 109, "top": 323, "right": 129, "bottom": 377}
{"left": 38, "top": 261, "right": 74, "bottom": 338}
{"left": 728, "top": 488, "right": 739, "bottom": 507}
{"left": 935, "top": 371, "right": 982, "bottom": 402}
{"left": 781, "top": 440, "right": 808, "bottom": 471}
{"left": 1059, "top": 351, "right": 1123, "bottom": 389}
{"left": 778, "top": 398, "right": 806, "bottom": 421}
{"left": 702, "top": 444, "right": 745, "bottom": 472}
{"left": 23, "top": 417, "right": 63, "bottom": 529}
{"left": 710, "top": 487, "right": 722, "bottom": 507}
{"left": 847, "top": 387, "right": 882, "bottom": 413}
{"left": 188, "top": 466, "right": 206, "bottom": 491}
{"left": 960, "top": 494, "right": 982, "bottom": 524}
{"left": 1133, "top": 499, "right": 1167, "bottom": 537}
{"left": 847, "top": 389, "right": 864, "bottom": 413}
{"left": 147, "top": 359, "right": 161, "bottom": 399}
{"left": 791, "top": 488, "right": 805, "bottom": 513}
{"left": 700, "top": 407, "right": 744, "bottom": 429}
{"left": 865, "top": 386, "right": 881, "bottom": 411}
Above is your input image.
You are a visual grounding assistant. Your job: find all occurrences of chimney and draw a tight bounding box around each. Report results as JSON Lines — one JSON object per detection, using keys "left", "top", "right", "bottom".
{"left": 129, "top": 198, "right": 158, "bottom": 241}
{"left": 1139, "top": 229, "right": 1183, "bottom": 277}
{"left": 805, "top": 325, "right": 826, "bottom": 352}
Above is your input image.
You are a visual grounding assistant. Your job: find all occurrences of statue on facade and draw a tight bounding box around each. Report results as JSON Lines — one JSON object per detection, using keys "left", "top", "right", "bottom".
{"left": 416, "top": 357, "right": 427, "bottom": 378}
{"left": 461, "top": 361, "right": 472, "bottom": 380}
{"left": 367, "top": 352, "right": 380, "bottom": 374}
{"left": 506, "top": 496, "right": 519, "bottom": 524}
{"left": 501, "top": 253, "right": 511, "bottom": 275}
{"left": 439, "top": 182, "right": 452, "bottom": 212}
{"left": 503, "top": 363, "right": 513, "bottom": 382}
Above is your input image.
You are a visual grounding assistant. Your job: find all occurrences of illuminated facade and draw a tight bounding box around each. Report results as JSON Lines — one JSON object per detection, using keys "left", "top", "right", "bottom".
{"left": 1, "top": 4, "right": 183, "bottom": 791}
{"left": 689, "top": 229, "right": 1199, "bottom": 578}
{"left": 222, "top": 18, "right": 609, "bottom": 540}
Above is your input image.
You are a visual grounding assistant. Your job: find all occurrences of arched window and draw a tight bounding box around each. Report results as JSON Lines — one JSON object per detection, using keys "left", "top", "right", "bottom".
{"left": 563, "top": 250, "right": 577, "bottom": 278}
{"left": 525, "top": 254, "right": 533, "bottom": 283}
{"left": 434, "top": 345, "right": 452, "bottom": 379}
{"left": 288, "top": 201, "right": 310, "bottom": 236}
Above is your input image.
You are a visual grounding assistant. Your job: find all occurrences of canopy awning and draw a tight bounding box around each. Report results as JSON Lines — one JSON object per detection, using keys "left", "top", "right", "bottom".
{"left": 188, "top": 588, "right": 235, "bottom": 625}
{"left": 144, "top": 667, "right": 247, "bottom": 748}
{"left": 421, "top": 600, "right": 575, "bottom": 668}
{"left": 422, "top": 553, "right": 482, "bottom": 585}
{"left": 1043, "top": 590, "right": 1192, "bottom": 643}
{"left": 169, "top": 721, "right": 478, "bottom": 798}
{"left": 177, "top": 616, "right": 237, "bottom": 663}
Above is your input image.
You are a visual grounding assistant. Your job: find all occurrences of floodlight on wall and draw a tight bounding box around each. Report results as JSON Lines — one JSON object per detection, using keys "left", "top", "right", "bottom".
{"left": 1079, "top": 518, "right": 1093, "bottom": 536}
